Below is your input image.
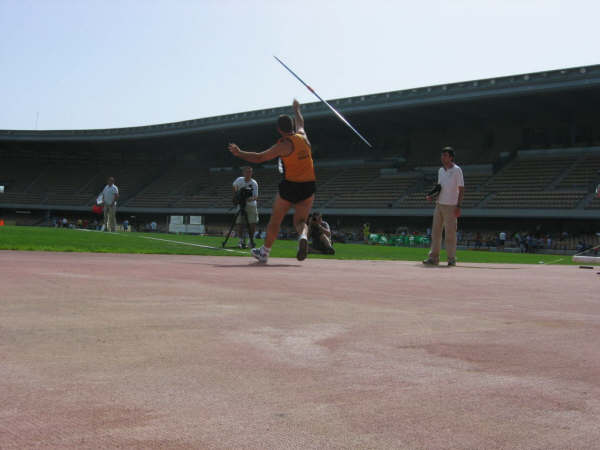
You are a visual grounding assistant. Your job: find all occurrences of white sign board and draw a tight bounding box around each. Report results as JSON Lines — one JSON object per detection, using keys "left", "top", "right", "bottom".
{"left": 168, "top": 224, "right": 186, "bottom": 234}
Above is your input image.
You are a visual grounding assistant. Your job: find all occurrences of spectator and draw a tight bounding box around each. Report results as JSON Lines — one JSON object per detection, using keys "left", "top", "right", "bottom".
{"left": 423, "top": 146, "right": 464, "bottom": 267}
{"left": 498, "top": 231, "right": 506, "bottom": 250}
{"left": 518, "top": 234, "right": 526, "bottom": 253}
{"left": 475, "top": 232, "right": 482, "bottom": 249}
{"left": 232, "top": 166, "right": 259, "bottom": 249}
{"left": 332, "top": 228, "right": 347, "bottom": 244}
{"left": 98, "top": 176, "right": 119, "bottom": 232}
{"left": 308, "top": 212, "right": 335, "bottom": 255}
{"left": 123, "top": 219, "right": 129, "bottom": 232}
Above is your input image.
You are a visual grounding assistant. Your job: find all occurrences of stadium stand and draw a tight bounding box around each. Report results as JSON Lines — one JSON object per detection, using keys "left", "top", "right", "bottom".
{"left": 1, "top": 64, "right": 600, "bottom": 234}
{"left": 558, "top": 154, "right": 600, "bottom": 190}
{"left": 329, "top": 174, "right": 418, "bottom": 208}
{"left": 125, "top": 167, "right": 208, "bottom": 208}
{"left": 174, "top": 171, "right": 234, "bottom": 208}
{"left": 484, "top": 156, "right": 578, "bottom": 192}
{"left": 587, "top": 196, "right": 600, "bottom": 209}
{"left": 313, "top": 167, "right": 380, "bottom": 208}
{"left": 1, "top": 150, "right": 598, "bottom": 213}
{"left": 484, "top": 155, "right": 589, "bottom": 209}
{"left": 0, "top": 163, "right": 46, "bottom": 204}
{"left": 487, "top": 191, "right": 585, "bottom": 209}
{"left": 28, "top": 164, "right": 98, "bottom": 206}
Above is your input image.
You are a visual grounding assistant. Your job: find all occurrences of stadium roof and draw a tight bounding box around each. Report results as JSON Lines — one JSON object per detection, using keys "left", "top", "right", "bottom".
{"left": 2, "top": 64, "right": 600, "bottom": 142}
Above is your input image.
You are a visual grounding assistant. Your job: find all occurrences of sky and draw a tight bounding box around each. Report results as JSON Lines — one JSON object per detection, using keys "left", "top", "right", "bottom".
{"left": 0, "top": 0, "right": 598, "bottom": 130}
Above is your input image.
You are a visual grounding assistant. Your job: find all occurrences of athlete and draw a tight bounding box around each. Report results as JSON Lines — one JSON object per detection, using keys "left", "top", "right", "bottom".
{"left": 228, "top": 99, "right": 316, "bottom": 263}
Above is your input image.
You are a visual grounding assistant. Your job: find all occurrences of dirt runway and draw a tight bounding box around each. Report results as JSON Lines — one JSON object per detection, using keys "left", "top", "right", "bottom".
{"left": 1, "top": 251, "right": 599, "bottom": 449}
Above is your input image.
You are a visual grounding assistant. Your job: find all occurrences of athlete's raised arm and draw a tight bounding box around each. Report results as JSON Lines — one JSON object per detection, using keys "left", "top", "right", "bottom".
{"left": 293, "top": 99, "right": 305, "bottom": 135}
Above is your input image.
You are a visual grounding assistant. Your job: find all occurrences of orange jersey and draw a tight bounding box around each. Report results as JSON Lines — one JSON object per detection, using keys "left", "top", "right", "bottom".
{"left": 278, "top": 133, "right": 316, "bottom": 182}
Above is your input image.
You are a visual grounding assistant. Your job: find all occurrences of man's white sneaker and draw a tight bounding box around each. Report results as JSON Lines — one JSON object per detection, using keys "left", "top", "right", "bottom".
{"left": 251, "top": 246, "right": 269, "bottom": 263}
{"left": 297, "top": 236, "right": 308, "bottom": 261}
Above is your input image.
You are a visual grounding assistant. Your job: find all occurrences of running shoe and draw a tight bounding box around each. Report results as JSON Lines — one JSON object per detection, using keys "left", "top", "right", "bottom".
{"left": 251, "top": 246, "right": 269, "bottom": 263}
{"left": 297, "top": 236, "right": 308, "bottom": 261}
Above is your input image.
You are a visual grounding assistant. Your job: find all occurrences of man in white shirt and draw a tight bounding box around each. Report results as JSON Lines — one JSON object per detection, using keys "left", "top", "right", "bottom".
{"left": 232, "top": 166, "right": 259, "bottom": 248}
{"left": 423, "top": 147, "right": 464, "bottom": 266}
{"left": 100, "top": 177, "right": 119, "bottom": 232}
{"left": 499, "top": 231, "right": 507, "bottom": 250}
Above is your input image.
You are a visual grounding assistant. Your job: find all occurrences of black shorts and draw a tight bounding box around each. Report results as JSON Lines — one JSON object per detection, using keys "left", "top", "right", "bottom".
{"left": 278, "top": 180, "right": 316, "bottom": 204}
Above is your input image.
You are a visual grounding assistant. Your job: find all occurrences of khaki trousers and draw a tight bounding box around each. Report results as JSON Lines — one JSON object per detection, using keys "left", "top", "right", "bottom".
{"left": 103, "top": 204, "right": 117, "bottom": 232}
{"left": 428, "top": 203, "right": 457, "bottom": 262}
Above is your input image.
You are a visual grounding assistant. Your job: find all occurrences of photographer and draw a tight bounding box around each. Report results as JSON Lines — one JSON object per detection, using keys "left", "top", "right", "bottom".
{"left": 308, "top": 211, "right": 335, "bottom": 255}
{"left": 232, "top": 166, "right": 259, "bottom": 249}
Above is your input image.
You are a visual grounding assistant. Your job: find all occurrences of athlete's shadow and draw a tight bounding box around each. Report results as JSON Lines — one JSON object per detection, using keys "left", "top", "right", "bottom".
{"left": 415, "top": 263, "right": 451, "bottom": 269}
{"left": 211, "top": 263, "right": 301, "bottom": 268}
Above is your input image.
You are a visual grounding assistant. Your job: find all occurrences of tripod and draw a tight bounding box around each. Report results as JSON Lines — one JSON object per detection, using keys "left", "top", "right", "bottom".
{"left": 222, "top": 204, "right": 256, "bottom": 249}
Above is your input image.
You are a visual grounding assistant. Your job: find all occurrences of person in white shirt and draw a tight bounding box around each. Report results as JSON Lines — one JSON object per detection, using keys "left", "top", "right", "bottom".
{"left": 99, "top": 177, "right": 119, "bottom": 232}
{"left": 423, "top": 147, "right": 464, "bottom": 266}
{"left": 499, "top": 231, "right": 507, "bottom": 250}
{"left": 232, "top": 166, "right": 259, "bottom": 248}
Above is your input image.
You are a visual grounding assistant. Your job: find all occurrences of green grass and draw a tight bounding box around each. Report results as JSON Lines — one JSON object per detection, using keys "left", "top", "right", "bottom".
{"left": 0, "top": 225, "right": 577, "bottom": 265}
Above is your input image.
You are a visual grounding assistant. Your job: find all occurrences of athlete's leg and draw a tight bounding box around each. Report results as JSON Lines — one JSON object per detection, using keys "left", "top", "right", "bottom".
{"left": 264, "top": 194, "right": 292, "bottom": 249}
{"left": 292, "top": 194, "right": 314, "bottom": 238}
{"left": 292, "top": 195, "right": 314, "bottom": 261}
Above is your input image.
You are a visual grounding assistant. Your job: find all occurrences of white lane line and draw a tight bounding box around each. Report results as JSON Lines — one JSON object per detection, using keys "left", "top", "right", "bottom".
{"left": 142, "top": 236, "right": 249, "bottom": 255}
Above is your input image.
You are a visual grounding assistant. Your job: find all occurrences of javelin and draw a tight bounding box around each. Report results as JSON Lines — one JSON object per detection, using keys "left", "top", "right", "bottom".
{"left": 274, "top": 56, "right": 373, "bottom": 148}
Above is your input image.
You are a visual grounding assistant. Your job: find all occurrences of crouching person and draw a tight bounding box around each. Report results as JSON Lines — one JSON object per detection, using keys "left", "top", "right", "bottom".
{"left": 308, "top": 212, "right": 335, "bottom": 255}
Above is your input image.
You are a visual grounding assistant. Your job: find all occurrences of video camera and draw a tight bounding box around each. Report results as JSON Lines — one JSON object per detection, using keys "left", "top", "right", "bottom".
{"left": 236, "top": 186, "right": 254, "bottom": 209}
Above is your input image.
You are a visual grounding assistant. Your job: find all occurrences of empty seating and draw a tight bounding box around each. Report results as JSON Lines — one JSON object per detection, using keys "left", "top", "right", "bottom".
{"left": 585, "top": 195, "right": 600, "bottom": 209}
{"left": 330, "top": 175, "right": 417, "bottom": 208}
{"left": 487, "top": 191, "right": 586, "bottom": 209}
{"left": 126, "top": 167, "right": 208, "bottom": 208}
{"left": 2, "top": 150, "right": 599, "bottom": 212}
{"left": 557, "top": 155, "right": 600, "bottom": 190}
{"left": 313, "top": 167, "right": 380, "bottom": 208}
{"left": 486, "top": 157, "right": 576, "bottom": 191}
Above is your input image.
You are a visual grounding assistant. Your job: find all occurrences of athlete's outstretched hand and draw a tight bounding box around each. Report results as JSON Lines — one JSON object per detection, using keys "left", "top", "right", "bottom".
{"left": 228, "top": 143, "right": 241, "bottom": 157}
